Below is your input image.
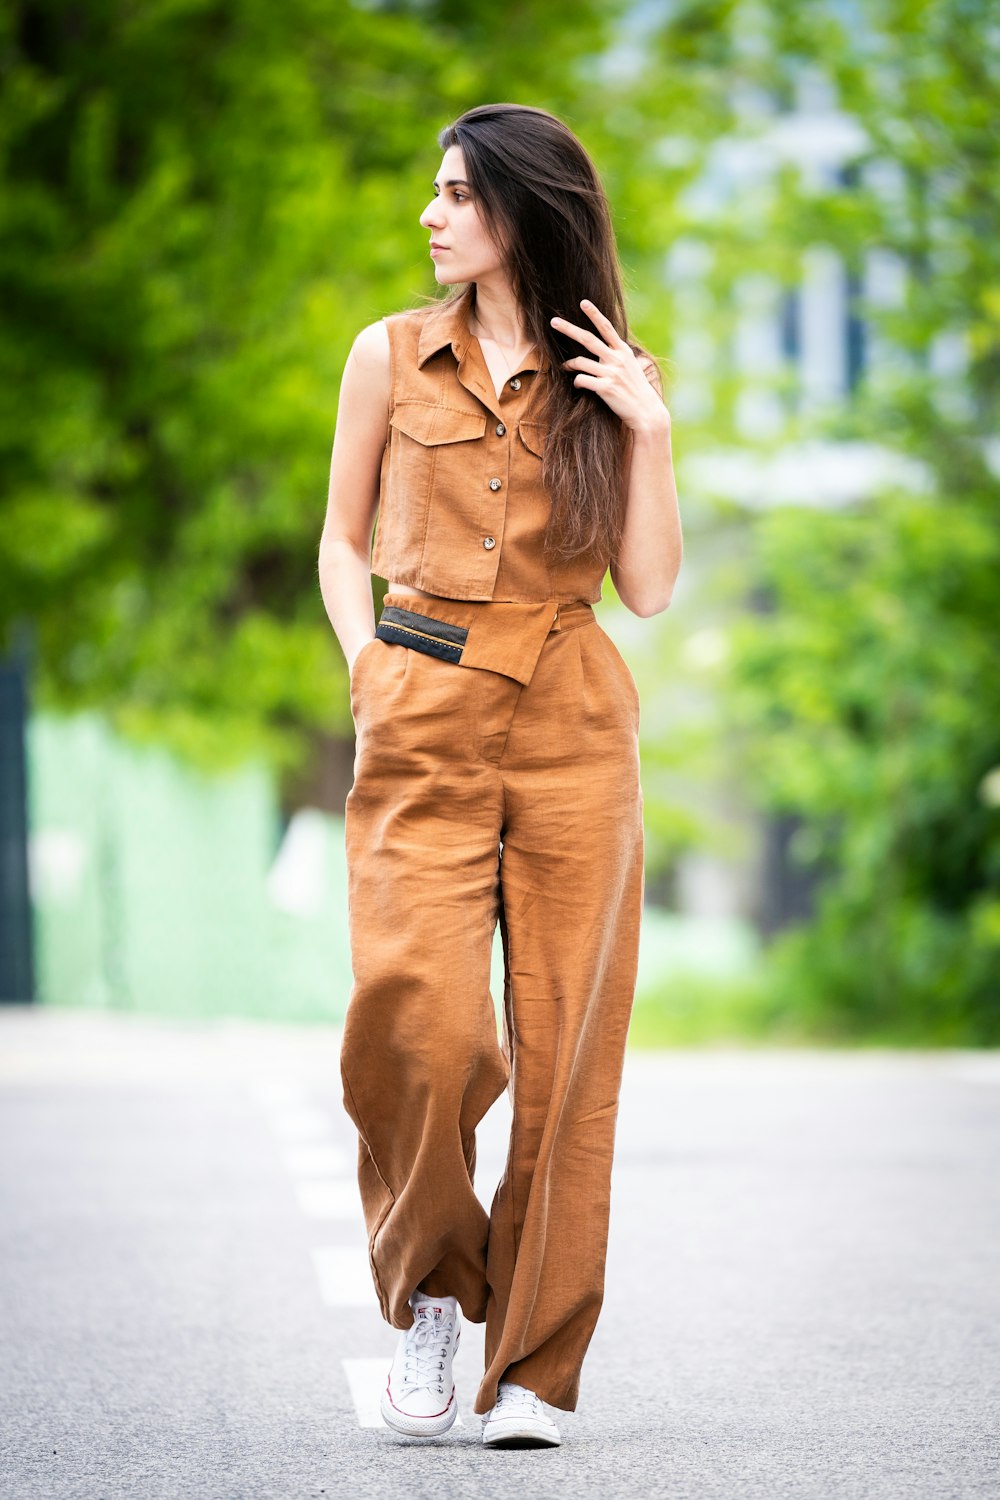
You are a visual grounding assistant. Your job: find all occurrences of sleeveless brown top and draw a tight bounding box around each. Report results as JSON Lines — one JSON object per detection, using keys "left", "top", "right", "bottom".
{"left": 370, "top": 287, "right": 610, "bottom": 604}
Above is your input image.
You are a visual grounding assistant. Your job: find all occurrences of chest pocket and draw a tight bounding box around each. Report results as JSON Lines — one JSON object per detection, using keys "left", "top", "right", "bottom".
{"left": 388, "top": 403, "right": 487, "bottom": 511}
{"left": 390, "top": 403, "right": 486, "bottom": 446}
{"left": 386, "top": 405, "right": 488, "bottom": 546}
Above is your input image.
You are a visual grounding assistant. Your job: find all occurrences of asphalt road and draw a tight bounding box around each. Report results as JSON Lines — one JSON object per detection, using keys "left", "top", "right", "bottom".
{"left": 1, "top": 1005, "right": 998, "bottom": 1499}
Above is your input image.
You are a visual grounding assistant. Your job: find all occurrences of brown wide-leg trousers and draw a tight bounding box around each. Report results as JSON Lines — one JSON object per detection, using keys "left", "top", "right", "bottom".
{"left": 341, "top": 591, "right": 644, "bottom": 1416}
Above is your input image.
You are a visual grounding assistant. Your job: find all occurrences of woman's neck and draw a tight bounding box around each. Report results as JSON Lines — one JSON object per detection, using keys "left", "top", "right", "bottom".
{"left": 470, "top": 279, "right": 530, "bottom": 350}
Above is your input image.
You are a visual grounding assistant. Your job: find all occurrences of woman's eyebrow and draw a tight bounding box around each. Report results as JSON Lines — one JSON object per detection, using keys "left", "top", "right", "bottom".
{"left": 432, "top": 178, "right": 471, "bottom": 189}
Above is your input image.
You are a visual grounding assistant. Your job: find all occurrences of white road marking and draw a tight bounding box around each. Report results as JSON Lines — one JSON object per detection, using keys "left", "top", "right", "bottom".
{"left": 256, "top": 1082, "right": 433, "bottom": 1437}
{"left": 342, "top": 1358, "right": 465, "bottom": 1430}
{"left": 294, "top": 1179, "right": 363, "bottom": 1221}
{"left": 312, "top": 1245, "right": 375, "bottom": 1306}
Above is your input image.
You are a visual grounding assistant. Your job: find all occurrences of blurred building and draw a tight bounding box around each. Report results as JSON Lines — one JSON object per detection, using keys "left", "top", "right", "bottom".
{"left": 642, "top": 61, "right": 960, "bottom": 934}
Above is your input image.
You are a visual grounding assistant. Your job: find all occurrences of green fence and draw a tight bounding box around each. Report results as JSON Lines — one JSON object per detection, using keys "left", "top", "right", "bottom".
{"left": 27, "top": 711, "right": 353, "bottom": 1022}
{"left": 26, "top": 710, "right": 758, "bottom": 1027}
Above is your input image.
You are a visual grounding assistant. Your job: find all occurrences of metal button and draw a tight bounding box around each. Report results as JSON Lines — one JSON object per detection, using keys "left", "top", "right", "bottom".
{"left": 495, "top": 422, "right": 507, "bottom": 436}
{"left": 489, "top": 478, "right": 502, "bottom": 492}
{"left": 509, "top": 377, "right": 522, "bottom": 390}
{"left": 483, "top": 536, "right": 496, "bottom": 550}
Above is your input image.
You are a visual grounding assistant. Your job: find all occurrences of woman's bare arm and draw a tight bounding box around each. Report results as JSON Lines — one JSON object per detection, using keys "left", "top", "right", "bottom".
{"left": 318, "top": 320, "right": 391, "bottom": 676}
{"left": 611, "top": 360, "right": 682, "bottom": 617}
{"left": 551, "top": 301, "right": 681, "bottom": 617}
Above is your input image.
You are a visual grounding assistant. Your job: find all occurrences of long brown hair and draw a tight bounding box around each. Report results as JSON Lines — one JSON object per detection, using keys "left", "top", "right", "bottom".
{"left": 435, "top": 102, "right": 658, "bottom": 566}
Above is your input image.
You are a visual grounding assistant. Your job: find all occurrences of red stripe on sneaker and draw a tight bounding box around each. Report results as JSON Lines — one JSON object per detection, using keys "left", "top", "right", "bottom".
{"left": 384, "top": 1380, "right": 456, "bottom": 1420}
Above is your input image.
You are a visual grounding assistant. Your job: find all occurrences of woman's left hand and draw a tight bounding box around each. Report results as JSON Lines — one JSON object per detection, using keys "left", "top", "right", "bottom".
{"left": 552, "top": 300, "right": 670, "bottom": 435}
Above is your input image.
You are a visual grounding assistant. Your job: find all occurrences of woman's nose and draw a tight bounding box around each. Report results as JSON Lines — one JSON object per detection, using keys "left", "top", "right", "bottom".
{"left": 419, "top": 201, "right": 444, "bottom": 229}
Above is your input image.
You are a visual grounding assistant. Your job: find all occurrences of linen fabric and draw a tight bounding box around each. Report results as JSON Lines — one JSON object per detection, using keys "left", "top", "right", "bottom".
{"left": 370, "top": 286, "right": 611, "bottom": 603}
{"left": 341, "top": 592, "right": 645, "bottom": 1415}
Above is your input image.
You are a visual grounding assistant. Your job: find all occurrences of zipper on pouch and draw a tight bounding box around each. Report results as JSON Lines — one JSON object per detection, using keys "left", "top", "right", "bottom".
{"left": 385, "top": 621, "right": 457, "bottom": 648}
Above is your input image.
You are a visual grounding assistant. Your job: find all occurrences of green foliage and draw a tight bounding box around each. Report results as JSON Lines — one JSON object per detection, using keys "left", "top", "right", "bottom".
{"left": 726, "top": 486, "right": 1000, "bottom": 1039}
{"left": 628, "top": 970, "right": 778, "bottom": 1048}
{"left": 3, "top": 0, "right": 998, "bottom": 1039}
{"left": 0, "top": 0, "right": 627, "bottom": 772}
{"left": 659, "top": 0, "right": 1000, "bottom": 1039}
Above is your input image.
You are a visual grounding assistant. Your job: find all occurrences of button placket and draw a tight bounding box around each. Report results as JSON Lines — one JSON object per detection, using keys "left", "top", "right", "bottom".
{"left": 482, "top": 395, "right": 512, "bottom": 558}
{"left": 473, "top": 361, "right": 533, "bottom": 571}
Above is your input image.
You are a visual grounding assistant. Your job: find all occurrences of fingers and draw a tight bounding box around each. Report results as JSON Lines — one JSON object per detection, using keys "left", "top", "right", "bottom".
{"left": 551, "top": 314, "right": 606, "bottom": 357}
{"left": 562, "top": 355, "right": 605, "bottom": 375}
{"left": 579, "top": 298, "right": 627, "bottom": 348}
{"left": 552, "top": 300, "right": 628, "bottom": 364}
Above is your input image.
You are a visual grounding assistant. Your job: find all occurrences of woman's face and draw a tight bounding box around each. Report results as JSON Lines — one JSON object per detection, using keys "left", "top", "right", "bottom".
{"left": 419, "top": 145, "right": 506, "bottom": 285}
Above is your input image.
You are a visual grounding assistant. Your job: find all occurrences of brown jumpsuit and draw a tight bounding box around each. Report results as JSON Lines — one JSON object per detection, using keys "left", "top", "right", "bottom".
{"left": 341, "top": 287, "right": 645, "bottom": 1416}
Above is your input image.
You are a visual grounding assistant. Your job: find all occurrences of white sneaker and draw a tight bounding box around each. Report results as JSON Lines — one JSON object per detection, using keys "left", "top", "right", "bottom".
{"left": 481, "top": 1381, "right": 562, "bottom": 1448}
{"left": 379, "top": 1289, "right": 461, "bottom": 1437}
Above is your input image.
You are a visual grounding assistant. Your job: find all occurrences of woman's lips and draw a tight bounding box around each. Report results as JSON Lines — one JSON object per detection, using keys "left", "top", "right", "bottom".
{"left": 430, "top": 246, "right": 449, "bottom": 257}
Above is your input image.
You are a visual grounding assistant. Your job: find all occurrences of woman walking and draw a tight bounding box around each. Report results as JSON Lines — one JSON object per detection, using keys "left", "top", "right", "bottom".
{"left": 319, "top": 102, "right": 682, "bottom": 1448}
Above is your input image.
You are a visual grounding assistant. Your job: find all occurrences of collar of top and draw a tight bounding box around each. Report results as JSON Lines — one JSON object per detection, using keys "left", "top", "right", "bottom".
{"left": 416, "top": 286, "right": 551, "bottom": 375}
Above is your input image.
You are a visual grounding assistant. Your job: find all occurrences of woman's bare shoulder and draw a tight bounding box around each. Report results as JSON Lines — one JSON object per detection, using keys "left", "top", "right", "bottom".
{"left": 339, "top": 321, "right": 391, "bottom": 429}
{"left": 346, "top": 302, "right": 440, "bottom": 391}
{"left": 349, "top": 319, "right": 390, "bottom": 372}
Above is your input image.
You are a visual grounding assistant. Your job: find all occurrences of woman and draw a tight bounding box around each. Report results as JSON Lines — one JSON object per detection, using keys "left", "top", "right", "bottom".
{"left": 318, "top": 102, "right": 682, "bottom": 1448}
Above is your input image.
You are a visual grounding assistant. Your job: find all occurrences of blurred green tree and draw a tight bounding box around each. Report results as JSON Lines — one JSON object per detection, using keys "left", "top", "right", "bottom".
{"left": 0, "top": 0, "right": 623, "bottom": 771}
{"left": 623, "top": 0, "right": 1000, "bottom": 1039}
{"left": 4, "top": 0, "right": 997, "bottom": 1038}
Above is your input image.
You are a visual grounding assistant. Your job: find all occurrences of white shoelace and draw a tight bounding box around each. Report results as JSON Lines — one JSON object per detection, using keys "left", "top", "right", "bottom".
{"left": 494, "top": 1382, "right": 544, "bottom": 1414}
{"left": 401, "top": 1308, "right": 456, "bottom": 1396}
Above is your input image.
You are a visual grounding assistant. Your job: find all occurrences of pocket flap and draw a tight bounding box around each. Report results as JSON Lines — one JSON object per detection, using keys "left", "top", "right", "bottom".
{"left": 517, "top": 420, "right": 547, "bottom": 458}
{"left": 390, "top": 403, "right": 487, "bottom": 446}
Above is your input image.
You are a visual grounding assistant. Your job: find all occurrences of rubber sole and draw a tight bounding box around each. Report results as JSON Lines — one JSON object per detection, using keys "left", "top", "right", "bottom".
{"left": 379, "top": 1384, "right": 459, "bottom": 1438}
{"left": 482, "top": 1420, "right": 562, "bottom": 1449}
